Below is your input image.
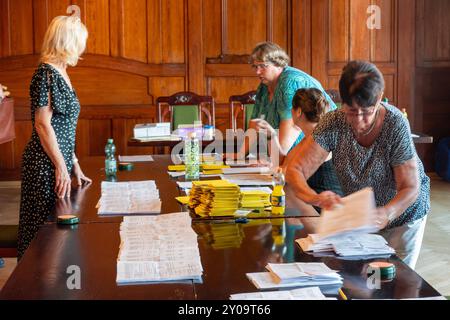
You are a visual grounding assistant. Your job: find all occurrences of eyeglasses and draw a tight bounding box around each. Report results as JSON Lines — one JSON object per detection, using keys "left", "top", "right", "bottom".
{"left": 341, "top": 105, "right": 379, "bottom": 117}
{"left": 251, "top": 63, "right": 272, "bottom": 71}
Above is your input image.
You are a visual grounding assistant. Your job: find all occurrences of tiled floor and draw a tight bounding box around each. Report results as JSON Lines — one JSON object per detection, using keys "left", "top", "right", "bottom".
{"left": 1, "top": 176, "right": 449, "bottom": 295}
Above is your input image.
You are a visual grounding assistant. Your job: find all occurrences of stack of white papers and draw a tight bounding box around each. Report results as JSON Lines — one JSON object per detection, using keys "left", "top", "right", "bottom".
{"left": 230, "top": 287, "right": 336, "bottom": 300}
{"left": 297, "top": 233, "right": 395, "bottom": 258}
{"left": 246, "top": 262, "right": 343, "bottom": 290}
{"left": 98, "top": 181, "right": 161, "bottom": 215}
{"left": 296, "top": 188, "right": 395, "bottom": 258}
{"left": 118, "top": 155, "right": 154, "bottom": 162}
{"left": 116, "top": 212, "right": 203, "bottom": 284}
{"left": 220, "top": 174, "right": 274, "bottom": 186}
{"left": 222, "top": 167, "right": 272, "bottom": 175}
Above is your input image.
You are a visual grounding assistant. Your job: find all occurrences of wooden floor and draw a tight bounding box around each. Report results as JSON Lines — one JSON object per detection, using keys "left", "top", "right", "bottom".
{"left": 1, "top": 175, "right": 449, "bottom": 296}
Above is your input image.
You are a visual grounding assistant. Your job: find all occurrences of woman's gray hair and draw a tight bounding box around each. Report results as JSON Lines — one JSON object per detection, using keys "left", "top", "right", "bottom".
{"left": 251, "top": 42, "right": 290, "bottom": 68}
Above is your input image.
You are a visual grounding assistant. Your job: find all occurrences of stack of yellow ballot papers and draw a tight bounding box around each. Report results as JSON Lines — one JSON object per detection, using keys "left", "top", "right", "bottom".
{"left": 167, "top": 164, "right": 230, "bottom": 175}
{"left": 190, "top": 180, "right": 241, "bottom": 217}
{"left": 188, "top": 180, "right": 222, "bottom": 209}
{"left": 201, "top": 164, "right": 230, "bottom": 175}
{"left": 240, "top": 190, "right": 271, "bottom": 208}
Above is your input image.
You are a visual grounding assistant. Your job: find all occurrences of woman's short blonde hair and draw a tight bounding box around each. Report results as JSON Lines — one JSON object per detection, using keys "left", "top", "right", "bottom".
{"left": 251, "top": 42, "right": 290, "bottom": 68}
{"left": 40, "top": 16, "right": 88, "bottom": 66}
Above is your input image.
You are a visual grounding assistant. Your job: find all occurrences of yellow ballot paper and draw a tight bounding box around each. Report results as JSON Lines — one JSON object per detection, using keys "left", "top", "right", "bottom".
{"left": 175, "top": 196, "right": 190, "bottom": 205}
{"left": 168, "top": 165, "right": 185, "bottom": 171}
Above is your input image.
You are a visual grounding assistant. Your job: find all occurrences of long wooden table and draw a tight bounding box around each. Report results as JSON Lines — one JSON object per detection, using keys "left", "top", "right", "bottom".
{"left": 0, "top": 156, "right": 442, "bottom": 300}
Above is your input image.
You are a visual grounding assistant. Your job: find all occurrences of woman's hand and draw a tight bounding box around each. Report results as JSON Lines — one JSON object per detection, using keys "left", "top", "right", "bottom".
{"left": 72, "top": 162, "right": 92, "bottom": 186}
{"left": 249, "top": 119, "right": 277, "bottom": 138}
{"left": 55, "top": 166, "right": 72, "bottom": 198}
{"left": 310, "top": 191, "right": 342, "bottom": 210}
{"left": 374, "top": 207, "right": 390, "bottom": 230}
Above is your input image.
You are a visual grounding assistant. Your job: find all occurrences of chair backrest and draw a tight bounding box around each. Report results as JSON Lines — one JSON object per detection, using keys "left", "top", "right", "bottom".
{"left": 229, "top": 91, "right": 257, "bottom": 131}
{"left": 157, "top": 91, "right": 215, "bottom": 131}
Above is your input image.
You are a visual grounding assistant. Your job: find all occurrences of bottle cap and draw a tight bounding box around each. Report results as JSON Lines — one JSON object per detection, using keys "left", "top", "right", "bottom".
{"left": 188, "top": 132, "right": 197, "bottom": 139}
{"left": 107, "top": 138, "right": 114, "bottom": 144}
{"left": 57, "top": 214, "right": 79, "bottom": 225}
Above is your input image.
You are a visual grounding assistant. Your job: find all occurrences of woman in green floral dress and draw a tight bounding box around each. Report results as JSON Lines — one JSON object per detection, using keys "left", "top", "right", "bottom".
{"left": 18, "top": 15, "right": 91, "bottom": 259}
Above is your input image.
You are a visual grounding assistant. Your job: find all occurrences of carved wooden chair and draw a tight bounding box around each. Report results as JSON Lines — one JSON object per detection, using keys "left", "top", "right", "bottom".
{"left": 229, "top": 90, "right": 257, "bottom": 131}
{"left": 157, "top": 91, "right": 215, "bottom": 131}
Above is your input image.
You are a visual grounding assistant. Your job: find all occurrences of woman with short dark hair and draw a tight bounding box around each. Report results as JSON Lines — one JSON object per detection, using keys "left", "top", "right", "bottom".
{"left": 286, "top": 60, "right": 430, "bottom": 268}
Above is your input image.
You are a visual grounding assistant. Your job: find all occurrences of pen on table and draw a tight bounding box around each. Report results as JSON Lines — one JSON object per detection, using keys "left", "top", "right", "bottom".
{"left": 338, "top": 288, "right": 348, "bottom": 300}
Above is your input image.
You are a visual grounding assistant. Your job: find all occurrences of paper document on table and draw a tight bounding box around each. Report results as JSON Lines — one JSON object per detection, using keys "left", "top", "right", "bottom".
{"left": 317, "top": 187, "right": 378, "bottom": 238}
{"left": 116, "top": 212, "right": 203, "bottom": 284}
{"left": 230, "top": 287, "right": 333, "bottom": 300}
{"left": 221, "top": 174, "right": 273, "bottom": 186}
{"left": 246, "top": 272, "right": 342, "bottom": 290}
{"left": 118, "top": 155, "right": 154, "bottom": 162}
{"left": 222, "top": 167, "right": 272, "bottom": 175}
{"left": 98, "top": 181, "right": 161, "bottom": 215}
{"left": 177, "top": 181, "right": 193, "bottom": 189}
{"left": 266, "top": 262, "right": 338, "bottom": 283}
{"left": 296, "top": 233, "right": 395, "bottom": 258}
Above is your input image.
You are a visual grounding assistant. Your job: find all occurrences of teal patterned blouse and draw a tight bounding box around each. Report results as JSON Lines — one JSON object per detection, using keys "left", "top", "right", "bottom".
{"left": 251, "top": 66, "right": 337, "bottom": 151}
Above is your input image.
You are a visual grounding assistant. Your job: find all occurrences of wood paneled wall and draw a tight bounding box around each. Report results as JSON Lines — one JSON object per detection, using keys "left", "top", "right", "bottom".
{"left": 0, "top": 0, "right": 433, "bottom": 171}
{"left": 415, "top": 0, "right": 450, "bottom": 171}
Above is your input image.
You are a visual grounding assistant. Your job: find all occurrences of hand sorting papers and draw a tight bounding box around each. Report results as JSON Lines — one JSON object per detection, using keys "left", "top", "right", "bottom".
{"left": 116, "top": 212, "right": 203, "bottom": 284}
{"left": 230, "top": 286, "right": 336, "bottom": 300}
{"left": 296, "top": 188, "right": 395, "bottom": 258}
{"left": 97, "top": 181, "right": 161, "bottom": 215}
{"left": 246, "top": 262, "right": 343, "bottom": 290}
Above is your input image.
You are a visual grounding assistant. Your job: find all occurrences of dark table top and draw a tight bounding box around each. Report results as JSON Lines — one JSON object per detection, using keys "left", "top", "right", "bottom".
{"left": 0, "top": 218, "right": 441, "bottom": 300}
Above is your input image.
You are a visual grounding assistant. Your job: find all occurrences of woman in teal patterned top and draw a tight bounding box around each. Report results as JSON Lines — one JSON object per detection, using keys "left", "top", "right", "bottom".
{"left": 248, "top": 42, "right": 337, "bottom": 161}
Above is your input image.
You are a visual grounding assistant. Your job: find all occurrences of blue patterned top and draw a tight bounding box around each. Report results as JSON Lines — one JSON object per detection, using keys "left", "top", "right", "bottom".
{"left": 252, "top": 66, "right": 337, "bottom": 150}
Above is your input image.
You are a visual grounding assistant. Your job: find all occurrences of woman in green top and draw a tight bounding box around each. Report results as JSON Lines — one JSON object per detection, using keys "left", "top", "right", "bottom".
{"left": 247, "top": 42, "right": 337, "bottom": 160}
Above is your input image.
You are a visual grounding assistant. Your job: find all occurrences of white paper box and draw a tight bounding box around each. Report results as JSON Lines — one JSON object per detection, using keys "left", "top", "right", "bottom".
{"left": 134, "top": 123, "right": 171, "bottom": 138}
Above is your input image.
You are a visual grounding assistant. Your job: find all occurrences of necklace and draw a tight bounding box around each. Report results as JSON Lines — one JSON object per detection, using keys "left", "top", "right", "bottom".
{"left": 355, "top": 106, "right": 381, "bottom": 137}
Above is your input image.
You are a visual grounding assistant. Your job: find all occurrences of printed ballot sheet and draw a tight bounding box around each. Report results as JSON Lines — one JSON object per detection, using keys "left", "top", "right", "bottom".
{"left": 98, "top": 181, "right": 161, "bottom": 215}
{"left": 317, "top": 187, "right": 378, "bottom": 237}
{"left": 116, "top": 212, "right": 203, "bottom": 284}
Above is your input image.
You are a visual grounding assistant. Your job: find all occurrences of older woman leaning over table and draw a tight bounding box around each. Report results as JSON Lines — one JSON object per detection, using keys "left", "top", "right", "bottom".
{"left": 285, "top": 60, "right": 430, "bottom": 269}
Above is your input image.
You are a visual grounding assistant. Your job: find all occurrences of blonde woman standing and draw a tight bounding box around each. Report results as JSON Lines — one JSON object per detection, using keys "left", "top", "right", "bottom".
{"left": 18, "top": 15, "right": 91, "bottom": 259}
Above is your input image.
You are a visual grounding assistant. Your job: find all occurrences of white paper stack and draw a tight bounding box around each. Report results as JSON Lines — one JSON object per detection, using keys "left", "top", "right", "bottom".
{"left": 118, "top": 155, "right": 154, "bottom": 162}
{"left": 246, "top": 262, "right": 343, "bottom": 290}
{"left": 220, "top": 174, "right": 274, "bottom": 186}
{"left": 230, "top": 286, "right": 336, "bottom": 300}
{"left": 97, "top": 181, "right": 161, "bottom": 215}
{"left": 133, "top": 122, "right": 171, "bottom": 138}
{"left": 221, "top": 167, "right": 272, "bottom": 175}
{"left": 296, "top": 188, "right": 395, "bottom": 259}
{"left": 297, "top": 233, "right": 395, "bottom": 258}
{"left": 116, "top": 212, "right": 203, "bottom": 284}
